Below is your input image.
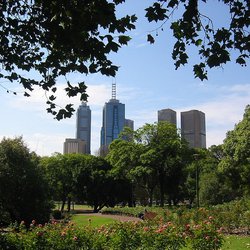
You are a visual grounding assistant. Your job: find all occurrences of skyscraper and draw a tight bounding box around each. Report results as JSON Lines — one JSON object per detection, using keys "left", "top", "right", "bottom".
{"left": 158, "top": 108, "right": 177, "bottom": 126}
{"left": 181, "top": 110, "right": 206, "bottom": 148}
{"left": 76, "top": 102, "right": 91, "bottom": 154}
{"left": 100, "top": 83, "right": 125, "bottom": 150}
{"left": 125, "top": 119, "right": 134, "bottom": 131}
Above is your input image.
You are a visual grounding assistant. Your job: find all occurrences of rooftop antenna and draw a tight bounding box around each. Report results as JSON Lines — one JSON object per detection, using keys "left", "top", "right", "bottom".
{"left": 111, "top": 78, "right": 116, "bottom": 100}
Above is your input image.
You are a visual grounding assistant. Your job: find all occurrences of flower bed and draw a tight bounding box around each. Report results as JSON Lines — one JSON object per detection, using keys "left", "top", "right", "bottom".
{"left": 102, "top": 199, "right": 250, "bottom": 235}
{"left": 1, "top": 217, "right": 224, "bottom": 250}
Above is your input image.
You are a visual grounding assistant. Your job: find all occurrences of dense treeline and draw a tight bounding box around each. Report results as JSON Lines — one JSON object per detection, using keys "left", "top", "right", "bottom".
{"left": 0, "top": 105, "right": 249, "bottom": 225}
{"left": 107, "top": 105, "right": 250, "bottom": 207}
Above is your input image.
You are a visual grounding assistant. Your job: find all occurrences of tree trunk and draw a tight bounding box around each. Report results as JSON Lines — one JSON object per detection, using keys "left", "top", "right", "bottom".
{"left": 61, "top": 199, "right": 66, "bottom": 212}
{"left": 93, "top": 204, "right": 98, "bottom": 213}
{"left": 149, "top": 188, "right": 153, "bottom": 207}
{"left": 159, "top": 169, "right": 165, "bottom": 207}
{"left": 168, "top": 198, "right": 172, "bottom": 206}
{"left": 67, "top": 197, "right": 71, "bottom": 212}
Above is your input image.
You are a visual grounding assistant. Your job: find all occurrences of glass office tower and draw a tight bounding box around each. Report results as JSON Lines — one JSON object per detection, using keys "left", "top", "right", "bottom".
{"left": 76, "top": 102, "right": 91, "bottom": 154}
{"left": 100, "top": 83, "right": 125, "bottom": 149}
{"left": 100, "top": 99, "right": 125, "bottom": 147}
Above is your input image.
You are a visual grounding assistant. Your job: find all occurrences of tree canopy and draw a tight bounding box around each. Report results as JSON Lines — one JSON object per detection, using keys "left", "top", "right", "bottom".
{"left": 145, "top": 0, "right": 250, "bottom": 80}
{"left": 107, "top": 122, "right": 191, "bottom": 206}
{"left": 0, "top": 137, "right": 52, "bottom": 225}
{"left": 219, "top": 105, "right": 250, "bottom": 197}
{"left": 0, "top": 0, "right": 249, "bottom": 118}
{"left": 0, "top": 0, "right": 136, "bottom": 119}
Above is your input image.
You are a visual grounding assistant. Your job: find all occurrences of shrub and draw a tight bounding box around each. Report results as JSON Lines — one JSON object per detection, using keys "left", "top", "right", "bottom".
{"left": 52, "top": 210, "right": 63, "bottom": 220}
{"left": 1, "top": 217, "right": 224, "bottom": 250}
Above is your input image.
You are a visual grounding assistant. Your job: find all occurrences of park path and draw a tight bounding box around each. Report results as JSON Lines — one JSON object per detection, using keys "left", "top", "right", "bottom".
{"left": 78, "top": 212, "right": 142, "bottom": 222}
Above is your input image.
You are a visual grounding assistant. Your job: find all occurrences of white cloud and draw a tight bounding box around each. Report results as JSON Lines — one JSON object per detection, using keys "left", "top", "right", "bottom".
{"left": 24, "top": 133, "right": 66, "bottom": 156}
{"left": 87, "top": 84, "right": 110, "bottom": 106}
{"left": 0, "top": 133, "right": 67, "bottom": 156}
{"left": 10, "top": 81, "right": 139, "bottom": 108}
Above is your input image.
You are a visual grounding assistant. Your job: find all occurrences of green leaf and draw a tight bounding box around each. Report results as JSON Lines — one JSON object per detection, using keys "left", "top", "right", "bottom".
{"left": 118, "top": 35, "right": 131, "bottom": 45}
{"left": 49, "top": 95, "right": 56, "bottom": 101}
{"left": 147, "top": 34, "right": 155, "bottom": 44}
{"left": 236, "top": 57, "right": 246, "bottom": 66}
{"left": 193, "top": 63, "right": 208, "bottom": 81}
{"left": 195, "top": 39, "right": 202, "bottom": 46}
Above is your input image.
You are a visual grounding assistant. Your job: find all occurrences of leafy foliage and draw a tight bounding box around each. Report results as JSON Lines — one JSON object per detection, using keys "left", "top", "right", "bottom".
{"left": 40, "top": 153, "right": 131, "bottom": 212}
{"left": 1, "top": 213, "right": 224, "bottom": 250}
{"left": 107, "top": 122, "right": 191, "bottom": 207}
{"left": 103, "top": 198, "right": 250, "bottom": 234}
{"left": 219, "top": 105, "right": 250, "bottom": 197}
{"left": 1, "top": 1, "right": 249, "bottom": 118}
{"left": 0, "top": 0, "right": 136, "bottom": 119}
{"left": 0, "top": 137, "right": 52, "bottom": 225}
{"left": 145, "top": 0, "right": 250, "bottom": 80}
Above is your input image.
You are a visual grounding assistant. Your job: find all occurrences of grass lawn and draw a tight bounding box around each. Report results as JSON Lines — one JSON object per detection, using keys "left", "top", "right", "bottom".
{"left": 53, "top": 203, "right": 94, "bottom": 212}
{"left": 70, "top": 204, "right": 93, "bottom": 211}
{"left": 221, "top": 235, "right": 250, "bottom": 250}
{"left": 71, "top": 214, "right": 116, "bottom": 227}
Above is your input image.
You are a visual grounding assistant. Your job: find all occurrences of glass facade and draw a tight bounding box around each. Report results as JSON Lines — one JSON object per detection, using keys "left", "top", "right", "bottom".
{"left": 76, "top": 102, "right": 91, "bottom": 154}
{"left": 100, "top": 99, "right": 125, "bottom": 147}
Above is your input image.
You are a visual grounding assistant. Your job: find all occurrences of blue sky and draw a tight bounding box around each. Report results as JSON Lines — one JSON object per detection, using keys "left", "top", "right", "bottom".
{"left": 0, "top": 1, "right": 249, "bottom": 156}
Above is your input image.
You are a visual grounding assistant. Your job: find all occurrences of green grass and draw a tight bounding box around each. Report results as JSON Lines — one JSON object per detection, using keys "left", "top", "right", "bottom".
{"left": 70, "top": 204, "right": 93, "bottom": 211}
{"left": 71, "top": 214, "right": 116, "bottom": 227}
{"left": 53, "top": 203, "right": 94, "bottom": 212}
{"left": 181, "top": 235, "right": 250, "bottom": 250}
{"left": 221, "top": 235, "right": 250, "bottom": 250}
{"left": 182, "top": 235, "right": 250, "bottom": 250}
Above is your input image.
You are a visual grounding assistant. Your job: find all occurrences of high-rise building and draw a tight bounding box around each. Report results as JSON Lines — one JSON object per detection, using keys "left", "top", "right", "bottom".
{"left": 125, "top": 119, "right": 134, "bottom": 130}
{"left": 100, "top": 83, "right": 125, "bottom": 149}
{"left": 76, "top": 102, "right": 91, "bottom": 154}
{"left": 158, "top": 108, "right": 177, "bottom": 126}
{"left": 64, "top": 138, "right": 86, "bottom": 154}
{"left": 181, "top": 110, "right": 206, "bottom": 148}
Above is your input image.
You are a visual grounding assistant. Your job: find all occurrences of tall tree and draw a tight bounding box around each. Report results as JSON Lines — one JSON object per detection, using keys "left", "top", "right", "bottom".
{"left": 83, "top": 156, "right": 130, "bottom": 212}
{"left": 107, "top": 127, "right": 164, "bottom": 206}
{"left": 106, "top": 134, "right": 143, "bottom": 206}
{"left": 108, "top": 122, "right": 189, "bottom": 206}
{"left": 41, "top": 153, "right": 86, "bottom": 212}
{"left": 0, "top": 137, "right": 52, "bottom": 224}
{"left": 219, "top": 105, "right": 250, "bottom": 197}
{"left": 140, "top": 122, "right": 189, "bottom": 206}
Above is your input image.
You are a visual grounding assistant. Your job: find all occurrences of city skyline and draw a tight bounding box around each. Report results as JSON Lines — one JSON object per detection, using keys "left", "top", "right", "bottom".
{"left": 0, "top": 81, "right": 248, "bottom": 156}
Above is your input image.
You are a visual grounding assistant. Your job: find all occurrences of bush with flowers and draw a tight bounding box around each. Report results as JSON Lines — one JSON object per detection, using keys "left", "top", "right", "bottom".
{"left": 0, "top": 215, "right": 224, "bottom": 250}
{"left": 102, "top": 198, "right": 250, "bottom": 234}
{"left": 2, "top": 199, "right": 249, "bottom": 249}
